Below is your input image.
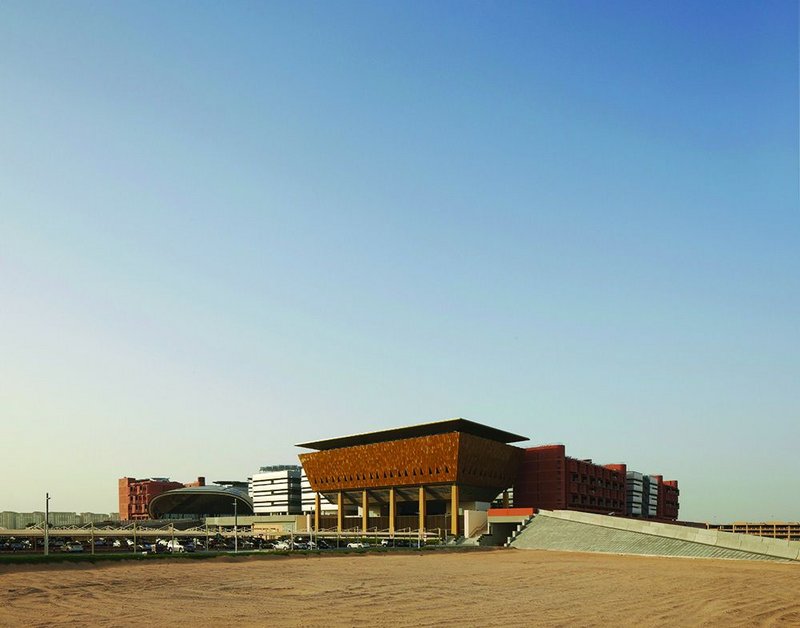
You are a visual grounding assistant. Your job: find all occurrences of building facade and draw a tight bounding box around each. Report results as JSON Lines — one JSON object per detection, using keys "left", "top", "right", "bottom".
{"left": 626, "top": 472, "right": 679, "bottom": 520}
{"left": 656, "top": 476, "right": 680, "bottom": 519}
{"left": 118, "top": 476, "right": 205, "bottom": 520}
{"left": 709, "top": 521, "right": 800, "bottom": 541}
{"left": 298, "top": 418, "right": 528, "bottom": 536}
{"left": 295, "top": 418, "right": 681, "bottom": 535}
{"left": 0, "top": 511, "right": 119, "bottom": 529}
{"left": 513, "top": 445, "right": 628, "bottom": 515}
{"left": 249, "top": 468, "right": 303, "bottom": 515}
{"left": 626, "top": 471, "right": 644, "bottom": 516}
{"left": 248, "top": 465, "right": 338, "bottom": 516}
{"left": 508, "top": 444, "right": 679, "bottom": 521}
{"left": 147, "top": 483, "right": 252, "bottom": 519}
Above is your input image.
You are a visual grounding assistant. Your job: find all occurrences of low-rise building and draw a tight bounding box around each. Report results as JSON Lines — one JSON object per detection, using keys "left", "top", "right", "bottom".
{"left": 0, "top": 511, "right": 120, "bottom": 529}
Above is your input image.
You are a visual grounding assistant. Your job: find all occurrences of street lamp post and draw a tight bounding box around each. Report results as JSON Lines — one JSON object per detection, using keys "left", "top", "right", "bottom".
{"left": 44, "top": 493, "right": 50, "bottom": 556}
{"left": 233, "top": 499, "right": 238, "bottom": 553}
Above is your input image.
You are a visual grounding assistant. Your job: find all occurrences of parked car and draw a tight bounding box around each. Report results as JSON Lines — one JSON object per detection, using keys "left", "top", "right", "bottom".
{"left": 166, "top": 540, "right": 185, "bottom": 553}
{"left": 346, "top": 542, "right": 367, "bottom": 549}
{"left": 273, "top": 540, "right": 291, "bottom": 550}
{"left": 381, "top": 539, "right": 411, "bottom": 547}
{"left": 63, "top": 542, "right": 84, "bottom": 553}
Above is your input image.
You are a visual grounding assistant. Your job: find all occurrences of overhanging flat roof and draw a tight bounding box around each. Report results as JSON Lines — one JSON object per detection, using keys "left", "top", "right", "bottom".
{"left": 296, "top": 417, "right": 528, "bottom": 450}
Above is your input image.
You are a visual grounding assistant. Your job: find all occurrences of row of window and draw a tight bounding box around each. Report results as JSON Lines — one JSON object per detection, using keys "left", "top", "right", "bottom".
{"left": 570, "top": 473, "right": 625, "bottom": 490}
{"left": 313, "top": 465, "right": 453, "bottom": 485}
{"left": 570, "top": 494, "right": 623, "bottom": 508}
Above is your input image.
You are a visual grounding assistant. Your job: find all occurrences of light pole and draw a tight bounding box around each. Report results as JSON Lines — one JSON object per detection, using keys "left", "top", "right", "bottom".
{"left": 44, "top": 493, "right": 50, "bottom": 556}
{"left": 233, "top": 498, "right": 238, "bottom": 553}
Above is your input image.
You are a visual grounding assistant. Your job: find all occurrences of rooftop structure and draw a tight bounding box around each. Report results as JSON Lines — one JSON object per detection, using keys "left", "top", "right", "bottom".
{"left": 296, "top": 417, "right": 528, "bottom": 451}
{"left": 258, "top": 464, "right": 303, "bottom": 473}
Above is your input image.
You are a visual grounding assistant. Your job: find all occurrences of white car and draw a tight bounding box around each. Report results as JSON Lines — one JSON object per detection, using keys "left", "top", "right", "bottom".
{"left": 346, "top": 542, "right": 366, "bottom": 549}
{"left": 273, "top": 540, "right": 291, "bottom": 550}
{"left": 166, "top": 540, "right": 185, "bottom": 553}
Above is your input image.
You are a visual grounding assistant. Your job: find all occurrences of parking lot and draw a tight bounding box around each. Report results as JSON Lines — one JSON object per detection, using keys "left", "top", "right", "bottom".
{"left": 0, "top": 533, "right": 435, "bottom": 557}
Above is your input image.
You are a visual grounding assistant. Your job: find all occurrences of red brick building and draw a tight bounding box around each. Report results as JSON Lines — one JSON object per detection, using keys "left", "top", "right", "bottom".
{"left": 118, "top": 476, "right": 206, "bottom": 520}
{"left": 655, "top": 476, "right": 680, "bottom": 520}
{"left": 513, "top": 445, "right": 628, "bottom": 515}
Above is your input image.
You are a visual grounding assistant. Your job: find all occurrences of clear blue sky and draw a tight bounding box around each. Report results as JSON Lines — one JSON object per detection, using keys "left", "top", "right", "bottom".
{"left": 1, "top": 1, "right": 797, "bottom": 522}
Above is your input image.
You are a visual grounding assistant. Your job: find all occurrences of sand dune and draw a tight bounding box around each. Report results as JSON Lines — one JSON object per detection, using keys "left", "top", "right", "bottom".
{"left": 1, "top": 549, "right": 798, "bottom": 627}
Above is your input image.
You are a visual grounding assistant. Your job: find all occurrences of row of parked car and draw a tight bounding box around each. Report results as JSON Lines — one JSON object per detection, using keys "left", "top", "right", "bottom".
{"left": 268, "top": 537, "right": 418, "bottom": 550}
{"left": 0, "top": 537, "right": 201, "bottom": 554}
{"left": 0, "top": 536, "right": 425, "bottom": 554}
{"left": 0, "top": 539, "right": 32, "bottom": 552}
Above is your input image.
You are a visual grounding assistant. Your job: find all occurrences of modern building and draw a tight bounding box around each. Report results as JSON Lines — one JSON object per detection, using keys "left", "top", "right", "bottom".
{"left": 297, "top": 418, "right": 528, "bottom": 536}
{"left": 643, "top": 475, "right": 659, "bottom": 517}
{"left": 297, "top": 418, "right": 681, "bottom": 536}
{"left": 656, "top": 476, "right": 680, "bottom": 520}
{"left": 626, "top": 471, "right": 644, "bottom": 516}
{"left": 249, "top": 465, "right": 337, "bottom": 516}
{"left": 503, "top": 444, "right": 678, "bottom": 520}
{"left": 148, "top": 483, "right": 253, "bottom": 519}
{"left": 249, "top": 468, "right": 302, "bottom": 515}
{"left": 626, "top": 472, "right": 680, "bottom": 520}
{"left": 513, "top": 445, "right": 628, "bottom": 515}
{"left": 118, "top": 476, "right": 206, "bottom": 520}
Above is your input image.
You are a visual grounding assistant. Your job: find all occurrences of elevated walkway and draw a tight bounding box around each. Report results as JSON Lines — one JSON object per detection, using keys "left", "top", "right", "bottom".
{"left": 511, "top": 510, "right": 800, "bottom": 562}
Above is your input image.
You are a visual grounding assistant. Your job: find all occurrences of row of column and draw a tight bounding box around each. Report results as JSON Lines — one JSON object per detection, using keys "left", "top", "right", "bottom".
{"left": 313, "top": 484, "right": 460, "bottom": 536}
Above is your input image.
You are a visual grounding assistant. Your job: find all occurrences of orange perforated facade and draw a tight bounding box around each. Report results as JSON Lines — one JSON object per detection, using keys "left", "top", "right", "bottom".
{"left": 300, "top": 432, "right": 521, "bottom": 496}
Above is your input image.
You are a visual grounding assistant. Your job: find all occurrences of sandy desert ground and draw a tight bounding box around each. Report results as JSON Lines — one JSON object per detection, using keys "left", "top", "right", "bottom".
{"left": 1, "top": 549, "right": 798, "bottom": 627}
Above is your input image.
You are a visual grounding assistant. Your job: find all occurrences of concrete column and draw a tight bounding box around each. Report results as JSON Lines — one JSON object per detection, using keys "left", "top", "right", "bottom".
{"left": 418, "top": 486, "right": 426, "bottom": 535}
{"left": 451, "top": 484, "right": 460, "bottom": 536}
{"left": 314, "top": 492, "right": 321, "bottom": 531}
{"left": 337, "top": 491, "right": 343, "bottom": 533}
{"left": 362, "top": 490, "right": 369, "bottom": 533}
{"left": 503, "top": 490, "right": 509, "bottom": 509}
{"left": 388, "top": 487, "right": 396, "bottom": 536}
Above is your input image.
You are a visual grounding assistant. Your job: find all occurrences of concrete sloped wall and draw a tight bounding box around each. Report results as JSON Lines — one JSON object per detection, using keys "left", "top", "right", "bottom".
{"left": 511, "top": 510, "right": 800, "bottom": 562}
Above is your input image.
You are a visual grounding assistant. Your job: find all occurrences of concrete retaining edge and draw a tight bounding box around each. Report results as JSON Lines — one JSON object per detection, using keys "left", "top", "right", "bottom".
{"left": 537, "top": 510, "right": 800, "bottom": 562}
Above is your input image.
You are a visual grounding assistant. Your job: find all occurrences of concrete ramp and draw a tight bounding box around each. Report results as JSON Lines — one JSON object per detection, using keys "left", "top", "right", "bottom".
{"left": 511, "top": 510, "right": 800, "bottom": 562}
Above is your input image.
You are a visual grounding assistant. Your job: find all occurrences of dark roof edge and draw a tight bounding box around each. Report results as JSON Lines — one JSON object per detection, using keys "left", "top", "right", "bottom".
{"left": 296, "top": 417, "right": 528, "bottom": 451}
